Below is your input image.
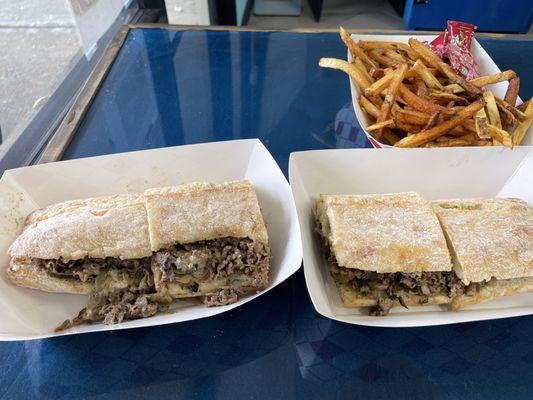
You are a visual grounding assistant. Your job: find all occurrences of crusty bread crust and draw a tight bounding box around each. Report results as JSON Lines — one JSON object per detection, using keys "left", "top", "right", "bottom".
{"left": 338, "top": 282, "right": 452, "bottom": 308}
{"left": 315, "top": 192, "right": 452, "bottom": 273}
{"left": 144, "top": 181, "right": 268, "bottom": 252}
{"left": 6, "top": 258, "right": 93, "bottom": 294}
{"left": 432, "top": 198, "right": 533, "bottom": 284}
{"left": 8, "top": 194, "right": 152, "bottom": 261}
{"left": 450, "top": 277, "right": 533, "bottom": 310}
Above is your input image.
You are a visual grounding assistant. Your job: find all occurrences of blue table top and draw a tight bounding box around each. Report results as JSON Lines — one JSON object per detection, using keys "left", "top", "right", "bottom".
{"left": 2, "top": 28, "right": 533, "bottom": 399}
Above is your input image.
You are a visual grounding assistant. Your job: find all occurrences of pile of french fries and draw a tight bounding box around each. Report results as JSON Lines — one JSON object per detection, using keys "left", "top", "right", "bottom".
{"left": 319, "top": 27, "right": 533, "bottom": 147}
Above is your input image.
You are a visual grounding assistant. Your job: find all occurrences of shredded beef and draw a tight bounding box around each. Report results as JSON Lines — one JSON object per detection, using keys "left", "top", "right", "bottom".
{"left": 42, "top": 257, "right": 146, "bottom": 283}
{"left": 56, "top": 263, "right": 170, "bottom": 331}
{"left": 203, "top": 288, "right": 241, "bottom": 306}
{"left": 53, "top": 237, "right": 270, "bottom": 329}
{"left": 154, "top": 237, "right": 269, "bottom": 288}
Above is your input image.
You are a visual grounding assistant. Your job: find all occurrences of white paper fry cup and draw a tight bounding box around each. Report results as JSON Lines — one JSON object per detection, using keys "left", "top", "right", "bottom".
{"left": 0, "top": 139, "right": 302, "bottom": 340}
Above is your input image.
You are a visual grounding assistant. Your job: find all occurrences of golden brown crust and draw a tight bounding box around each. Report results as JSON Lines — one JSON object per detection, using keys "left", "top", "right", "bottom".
{"left": 8, "top": 194, "right": 152, "bottom": 261}
{"left": 6, "top": 258, "right": 93, "bottom": 294}
{"left": 450, "top": 277, "right": 533, "bottom": 310}
{"left": 315, "top": 192, "right": 452, "bottom": 273}
{"left": 338, "top": 282, "right": 452, "bottom": 307}
{"left": 144, "top": 181, "right": 268, "bottom": 252}
{"left": 432, "top": 198, "right": 533, "bottom": 284}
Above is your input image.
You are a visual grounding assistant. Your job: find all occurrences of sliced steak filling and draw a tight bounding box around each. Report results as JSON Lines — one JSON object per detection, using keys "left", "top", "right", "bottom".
{"left": 57, "top": 261, "right": 172, "bottom": 330}
{"left": 152, "top": 237, "right": 270, "bottom": 300}
{"left": 40, "top": 258, "right": 144, "bottom": 283}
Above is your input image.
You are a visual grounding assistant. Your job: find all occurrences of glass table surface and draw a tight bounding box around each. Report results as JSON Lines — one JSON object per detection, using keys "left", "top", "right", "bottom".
{"left": 2, "top": 28, "right": 533, "bottom": 399}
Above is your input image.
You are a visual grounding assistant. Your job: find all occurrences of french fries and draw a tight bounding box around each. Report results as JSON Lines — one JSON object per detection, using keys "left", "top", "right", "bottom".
{"left": 486, "top": 124, "right": 513, "bottom": 147}
{"left": 378, "top": 65, "right": 407, "bottom": 120}
{"left": 395, "top": 100, "right": 485, "bottom": 148}
{"left": 354, "top": 58, "right": 374, "bottom": 83}
{"left": 408, "top": 39, "right": 481, "bottom": 96}
{"left": 474, "top": 108, "right": 490, "bottom": 139}
{"left": 364, "top": 73, "right": 394, "bottom": 97}
{"left": 412, "top": 60, "right": 444, "bottom": 89}
{"left": 366, "top": 119, "right": 395, "bottom": 131}
{"left": 319, "top": 28, "right": 531, "bottom": 147}
{"left": 359, "top": 96, "right": 379, "bottom": 118}
{"left": 319, "top": 58, "right": 372, "bottom": 91}
{"left": 340, "top": 27, "right": 378, "bottom": 69}
{"left": 396, "top": 109, "right": 430, "bottom": 125}
{"left": 470, "top": 70, "right": 516, "bottom": 88}
{"left": 504, "top": 77, "right": 520, "bottom": 106}
{"left": 483, "top": 91, "right": 502, "bottom": 129}
{"left": 514, "top": 101, "right": 533, "bottom": 145}
{"left": 398, "top": 84, "right": 454, "bottom": 115}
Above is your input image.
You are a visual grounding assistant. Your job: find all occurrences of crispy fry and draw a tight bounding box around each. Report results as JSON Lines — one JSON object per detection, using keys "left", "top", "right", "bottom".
{"left": 358, "top": 41, "right": 418, "bottom": 60}
{"left": 447, "top": 126, "right": 468, "bottom": 136}
{"left": 353, "top": 58, "right": 374, "bottom": 83}
{"left": 364, "top": 72, "right": 394, "bottom": 97}
{"left": 396, "top": 121, "right": 423, "bottom": 133}
{"left": 486, "top": 124, "right": 513, "bottom": 147}
{"left": 408, "top": 38, "right": 481, "bottom": 96}
{"left": 517, "top": 100, "right": 530, "bottom": 112}
{"left": 369, "top": 67, "right": 385, "bottom": 79}
{"left": 366, "top": 119, "right": 395, "bottom": 131}
{"left": 469, "top": 70, "right": 516, "bottom": 88}
{"left": 368, "top": 49, "right": 397, "bottom": 68}
{"left": 395, "top": 109, "right": 430, "bottom": 125}
{"left": 483, "top": 91, "right": 502, "bottom": 129}
{"left": 443, "top": 84, "right": 464, "bottom": 94}
{"left": 461, "top": 119, "right": 477, "bottom": 133}
{"left": 474, "top": 108, "right": 490, "bottom": 139}
{"left": 427, "top": 90, "right": 468, "bottom": 104}
{"left": 496, "top": 101, "right": 518, "bottom": 132}
{"left": 319, "top": 58, "right": 372, "bottom": 91}
{"left": 384, "top": 48, "right": 407, "bottom": 63}
{"left": 422, "top": 111, "right": 441, "bottom": 131}
{"left": 340, "top": 27, "right": 378, "bottom": 69}
{"left": 412, "top": 60, "right": 444, "bottom": 89}
{"left": 375, "top": 64, "right": 408, "bottom": 140}
{"left": 359, "top": 96, "right": 379, "bottom": 118}
{"left": 405, "top": 68, "right": 438, "bottom": 79}
{"left": 382, "top": 128, "right": 401, "bottom": 145}
{"left": 372, "top": 95, "right": 384, "bottom": 107}
{"left": 395, "top": 100, "right": 485, "bottom": 147}
{"left": 413, "top": 78, "right": 427, "bottom": 97}
{"left": 494, "top": 97, "right": 527, "bottom": 122}
{"left": 504, "top": 77, "right": 520, "bottom": 106}
{"left": 398, "top": 84, "right": 454, "bottom": 115}
{"left": 513, "top": 100, "right": 533, "bottom": 145}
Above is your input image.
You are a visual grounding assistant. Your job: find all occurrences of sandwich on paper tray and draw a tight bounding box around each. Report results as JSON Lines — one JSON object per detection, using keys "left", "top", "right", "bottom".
{"left": 7, "top": 180, "right": 271, "bottom": 330}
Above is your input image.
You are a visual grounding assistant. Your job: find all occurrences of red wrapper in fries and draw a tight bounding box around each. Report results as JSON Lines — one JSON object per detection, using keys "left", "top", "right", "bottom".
{"left": 430, "top": 21, "right": 480, "bottom": 80}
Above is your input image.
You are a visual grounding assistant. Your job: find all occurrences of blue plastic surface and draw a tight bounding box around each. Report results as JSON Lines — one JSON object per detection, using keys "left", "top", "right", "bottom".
{"left": 2, "top": 29, "right": 533, "bottom": 399}
{"left": 403, "top": 0, "right": 533, "bottom": 33}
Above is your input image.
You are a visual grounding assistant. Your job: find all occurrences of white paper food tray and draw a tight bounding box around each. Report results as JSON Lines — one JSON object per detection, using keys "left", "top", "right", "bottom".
{"left": 347, "top": 34, "right": 531, "bottom": 148}
{"left": 0, "top": 139, "right": 303, "bottom": 340}
{"left": 289, "top": 146, "right": 533, "bottom": 327}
